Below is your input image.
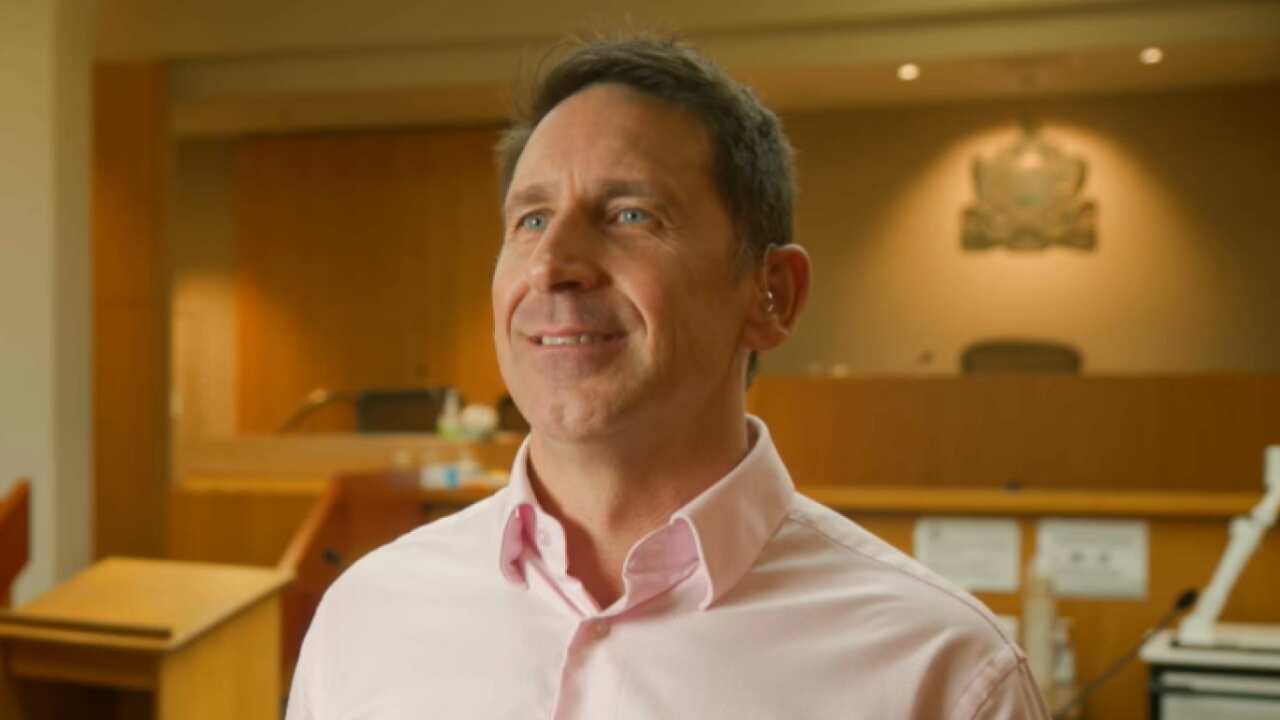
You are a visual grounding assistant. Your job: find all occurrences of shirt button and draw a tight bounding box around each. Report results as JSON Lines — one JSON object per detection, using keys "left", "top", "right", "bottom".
{"left": 586, "top": 620, "right": 610, "bottom": 640}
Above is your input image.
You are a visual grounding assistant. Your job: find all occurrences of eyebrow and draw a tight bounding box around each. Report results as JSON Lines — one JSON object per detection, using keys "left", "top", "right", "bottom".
{"left": 503, "top": 183, "right": 552, "bottom": 219}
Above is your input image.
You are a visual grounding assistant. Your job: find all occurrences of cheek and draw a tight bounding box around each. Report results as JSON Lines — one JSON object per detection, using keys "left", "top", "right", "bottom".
{"left": 685, "top": 278, "right": 751, "bottom": 359}
{"left": 491, "top": 252, "right": 522, "bottom": 339}
{"left": 637, "top": 265, "right": 733, "bottom": 360}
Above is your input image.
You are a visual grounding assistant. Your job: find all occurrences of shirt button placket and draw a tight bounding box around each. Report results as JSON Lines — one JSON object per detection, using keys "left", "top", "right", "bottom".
{"left": 551, "top": 618, "right": 611, "bottom": 719}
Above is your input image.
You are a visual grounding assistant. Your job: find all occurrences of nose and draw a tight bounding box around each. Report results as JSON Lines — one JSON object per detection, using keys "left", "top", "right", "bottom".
{"left": 526, "top": 210, "right": 605, "bottom": 293}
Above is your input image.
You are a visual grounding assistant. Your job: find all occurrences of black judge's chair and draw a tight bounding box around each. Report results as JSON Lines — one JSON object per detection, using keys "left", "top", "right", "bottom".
{"left": 960, "top": 339, "right": 1082, "bottom": 375}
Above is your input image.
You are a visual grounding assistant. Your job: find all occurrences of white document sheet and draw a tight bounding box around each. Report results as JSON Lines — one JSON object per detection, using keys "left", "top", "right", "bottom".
{"left": 1036, "top": 519, "right": 1148, "bottom": 598}
{"left": 913, "top": 517, "right": 1021, "bottom": 593}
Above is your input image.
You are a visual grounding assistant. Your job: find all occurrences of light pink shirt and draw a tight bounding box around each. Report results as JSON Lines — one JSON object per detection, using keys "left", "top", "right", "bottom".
{"left": 287, "top": 418, "right": 1049, "bottom": 719}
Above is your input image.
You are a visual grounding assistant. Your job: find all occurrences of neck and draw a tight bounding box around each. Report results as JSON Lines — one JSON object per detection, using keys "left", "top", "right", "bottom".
{"left": 526, "top": 395, "right": 750, "bottom": 609}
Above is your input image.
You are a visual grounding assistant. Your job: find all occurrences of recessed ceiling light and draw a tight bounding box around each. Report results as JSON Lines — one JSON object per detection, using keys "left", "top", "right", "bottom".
{"left": 1139, "top": 47, "right": 1163, "bottom": 65}
{"left": 897, "top": 63, "right": 920, "bottom": 81}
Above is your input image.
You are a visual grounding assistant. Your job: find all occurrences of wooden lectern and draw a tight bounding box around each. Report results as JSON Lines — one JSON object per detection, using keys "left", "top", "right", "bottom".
{"left": 0, "top": 557, "right": 288, "bottom": 719}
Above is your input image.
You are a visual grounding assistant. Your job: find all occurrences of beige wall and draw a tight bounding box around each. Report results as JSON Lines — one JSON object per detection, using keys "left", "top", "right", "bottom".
{"left": 0, "top": 0, "right": 95, "bottom": 603}
{"left": 775, "top": 84, "right": 1280, "bottom": 375}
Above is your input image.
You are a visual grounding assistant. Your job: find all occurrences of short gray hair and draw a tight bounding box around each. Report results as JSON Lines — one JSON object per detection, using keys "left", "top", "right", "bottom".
{"left": 496, "top": 34, "right": 795, "bottom": 268}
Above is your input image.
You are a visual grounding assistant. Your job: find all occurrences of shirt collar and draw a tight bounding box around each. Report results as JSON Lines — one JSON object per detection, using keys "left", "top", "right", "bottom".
{"left": 674, "top": 417, "right": 794, "bottom": 608}
{"left": 497, "top": 438, "right": 548, "bottom": 586}
{"left": 496, "top": 415, "right": 795, "bottom": 609}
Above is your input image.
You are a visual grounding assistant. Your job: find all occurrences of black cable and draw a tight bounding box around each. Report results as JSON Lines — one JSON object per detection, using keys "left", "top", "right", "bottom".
{"left": 1051, "top": 589, "right": 1198, "bottom": 720}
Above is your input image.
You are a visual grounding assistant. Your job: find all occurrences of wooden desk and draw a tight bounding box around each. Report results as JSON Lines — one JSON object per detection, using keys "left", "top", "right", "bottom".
{"left": 0, "top": 557, "right": 288, "bottom": 719}
{"left": 175, "top": 432, "right": 523, "bottom": 483}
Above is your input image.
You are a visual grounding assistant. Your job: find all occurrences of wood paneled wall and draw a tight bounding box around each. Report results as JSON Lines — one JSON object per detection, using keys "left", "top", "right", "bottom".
{"left": 747, "top": 375, "right": 1280, "bottom": 492}
{"left": 235, "top": 129, "right": 506, "bottom": 434}
{"left": 93, "top": 64, "right": 169, "bottom": 558}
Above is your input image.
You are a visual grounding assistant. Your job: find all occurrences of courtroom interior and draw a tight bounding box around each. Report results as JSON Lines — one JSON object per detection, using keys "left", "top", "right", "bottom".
{"left": 2, "top": 1, "right": 1279, "bottom": 718}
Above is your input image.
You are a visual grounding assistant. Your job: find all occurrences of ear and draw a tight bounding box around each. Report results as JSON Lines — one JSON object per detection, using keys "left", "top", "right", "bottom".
{"left": 741, "top": 244, "right": 810, "bottom": 352}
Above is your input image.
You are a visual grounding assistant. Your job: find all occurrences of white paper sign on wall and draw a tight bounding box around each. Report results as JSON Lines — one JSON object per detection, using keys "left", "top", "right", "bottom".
{"left": 1036, "top": 519, "right": 1148, "bottom": 599}
{"left": 913, "top": 517, "right": 1021, "bottom": 593}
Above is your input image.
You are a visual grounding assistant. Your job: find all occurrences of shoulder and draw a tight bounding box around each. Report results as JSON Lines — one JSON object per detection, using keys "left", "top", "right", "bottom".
{"left": 320, "top": 489, "right": 509, "bottom": 611}
{"left": 754, "top": 495, "right": 1037, "bottom": 717}
{"left": 780, "top": 493, "right": 1013, "bottom": 640}
{"left": 288, "top": 490, "right": 520, "bottom": 718}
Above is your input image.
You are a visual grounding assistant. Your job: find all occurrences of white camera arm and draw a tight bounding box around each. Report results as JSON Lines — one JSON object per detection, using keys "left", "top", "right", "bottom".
{"left": 1178, "top": 446, "right": 1280, "bottom": 647}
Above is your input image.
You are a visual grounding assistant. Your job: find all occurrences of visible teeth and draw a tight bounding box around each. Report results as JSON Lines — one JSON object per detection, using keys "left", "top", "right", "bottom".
{"left": 541, "top": 334, "right": 603, "bottom": 346}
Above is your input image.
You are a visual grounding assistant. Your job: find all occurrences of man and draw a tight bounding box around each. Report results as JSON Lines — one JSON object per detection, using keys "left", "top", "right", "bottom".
{"left": 288, "top": 36, "right": 1049, "bottom": 719}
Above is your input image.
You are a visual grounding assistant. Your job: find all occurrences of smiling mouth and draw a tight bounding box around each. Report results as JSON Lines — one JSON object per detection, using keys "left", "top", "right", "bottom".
{"left": 530, "top": 333, "right": 623, "bottom": 346}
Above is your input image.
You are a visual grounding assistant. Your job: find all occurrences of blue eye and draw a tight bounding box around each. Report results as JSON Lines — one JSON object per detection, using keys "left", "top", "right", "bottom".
{"left": 617, "top": 208, "right": 651, "bottom": 225}
{"left": 518, "top": 213, "right": 547, "bottom": 231}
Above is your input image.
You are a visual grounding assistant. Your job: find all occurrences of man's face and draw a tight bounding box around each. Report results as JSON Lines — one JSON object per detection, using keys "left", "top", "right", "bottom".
{"left": 493, "top": 82, "right": 754, "bottom": 443}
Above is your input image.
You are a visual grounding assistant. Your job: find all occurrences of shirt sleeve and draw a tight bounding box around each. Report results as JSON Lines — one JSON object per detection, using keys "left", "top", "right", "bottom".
{"left": 284, "top": 683, "right": 312, "bottom": 720}
{"left": 284, "top": 599, "right": 330, "bottom": 720}
{"left": 969, "top": 657, "right": 1052, "bottom": 720}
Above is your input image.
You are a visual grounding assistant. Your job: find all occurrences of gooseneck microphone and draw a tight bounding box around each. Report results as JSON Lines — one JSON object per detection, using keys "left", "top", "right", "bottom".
{"left": 1051, "top": 589, "right": 1198, "bottom": 720}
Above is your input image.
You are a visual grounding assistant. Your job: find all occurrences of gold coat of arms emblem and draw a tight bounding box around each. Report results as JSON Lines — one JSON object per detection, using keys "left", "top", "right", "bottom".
{"left": 962, "top": 123, "right": 1097, "bottom": 251}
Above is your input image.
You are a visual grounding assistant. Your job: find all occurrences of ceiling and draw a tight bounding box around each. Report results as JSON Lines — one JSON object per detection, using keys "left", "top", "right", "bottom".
{"left": 96, "top": 0, "right": 1280, "bottom": 135}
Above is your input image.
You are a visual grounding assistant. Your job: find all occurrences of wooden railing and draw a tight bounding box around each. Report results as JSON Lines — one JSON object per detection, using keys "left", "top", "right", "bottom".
{"left": 171, "top": 471, "right": 434, "bottom": 687}
{"left": 0, "top": 479, "right": 31, "bottom": 608}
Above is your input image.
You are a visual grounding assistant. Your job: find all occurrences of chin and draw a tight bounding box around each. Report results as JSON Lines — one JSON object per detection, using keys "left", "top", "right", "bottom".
{"left": 535, "top": 399, "right": 618, "bottom": 442}
{"left": 519, "top": 383, "right": 640, "bottom": 443}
